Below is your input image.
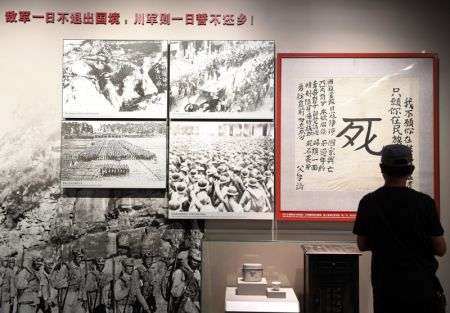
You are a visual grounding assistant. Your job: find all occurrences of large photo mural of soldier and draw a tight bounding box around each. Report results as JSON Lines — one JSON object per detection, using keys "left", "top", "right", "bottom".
{"left": 169, "top": 40, "right": 275, "bottom": 119}
{"left": 1, "top": 189, "right": 203, "bottom": 313}
{"left": 63, "top": 40, "right": 168, "bottom": 119}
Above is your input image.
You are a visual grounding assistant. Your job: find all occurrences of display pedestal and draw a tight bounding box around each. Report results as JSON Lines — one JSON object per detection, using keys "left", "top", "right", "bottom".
{"left": 303, "top": 244, "right": 361, "bottom": 313}
{"left": 225, "top": 287, "right": 300, "bottom": 313}
{"left": 267, "top": 288, "right": 287, "bottom": 299}
{"left": 237, "top": 277, "right": 268, "bottom": 295}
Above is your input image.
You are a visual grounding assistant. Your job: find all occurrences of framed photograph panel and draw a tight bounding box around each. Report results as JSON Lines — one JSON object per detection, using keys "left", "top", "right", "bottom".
{"left": 63, "top": 40, "right": 168, "bottom": 119}
{"left": 61, "top": 121, "right": 167, "bottom": 188}
{"left": 169, "top": 121, "right": 274, "bottom": 219}
{"left": 169, "top": 40, "right": 274, "bottom": 119}
{"left": 276, "top": 53, "right": 438, "bottom": 221}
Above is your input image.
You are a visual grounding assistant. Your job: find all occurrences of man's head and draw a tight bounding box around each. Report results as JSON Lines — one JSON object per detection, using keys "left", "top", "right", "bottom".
{"left": 247, "top": 178, "right": 258, "bottom": 188}
{"left": 121, "top": 258, "right": 134, "bottom": 275}
{"left": 142, "top": 252, "right": 153, "bottom": 268}
{"left": 8, "top": 257, "right": 15, "bottom": 269}
{"left": 72, "top": 249, "right": 83, "bottom": 266}
{"left": 380, "top": 144, "right": 415, "bottom": 178}
{"left": 218, "top": 175, "right": 230, "bottom": 186}
{"left": 32, "top": 257, "right": 44, "bottom": 271}
{"left": 1, "top": 257, "right": 8, "bottom": 268}
{"left": 226, "top": 186, "right": 239, "bottom": 199}
{"left": 197, "top": 179, "right": 209, "bottom": 191}
{"left": 95, "top": 257, "right": 106, "bottom": 272}
{"left": 44, "top": 260, "right": 54, "bottom": 274}
{"left": 188, "top": 248, "right": 201, "bottom": 270}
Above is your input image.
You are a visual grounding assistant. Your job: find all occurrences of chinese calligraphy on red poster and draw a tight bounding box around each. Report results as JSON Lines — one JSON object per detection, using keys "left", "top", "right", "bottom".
{"left": 277, "top": 54, "right": 438, "bottom": 221}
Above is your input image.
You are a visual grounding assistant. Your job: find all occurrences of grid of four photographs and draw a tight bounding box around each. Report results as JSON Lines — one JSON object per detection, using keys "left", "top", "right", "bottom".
{"left": 61, "top": 39, "right": 276, "bottom": 220}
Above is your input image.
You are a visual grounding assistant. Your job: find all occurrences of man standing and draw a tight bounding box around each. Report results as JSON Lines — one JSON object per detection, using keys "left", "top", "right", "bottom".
{"left": 353, "top": 144, "right": 447, "bottom": 313}
{"left": 7, "top": 257, "right": 18, "bottom": 313}
{"left": 85, "top": 258, "right": 111, "bottom": 313}
{"left": 169, "top": 249, "right": 201, "bottom": 313}
{"left": 41, "top": 260, "right": 57, "bottom": 313}
{"left": 15, "top": 257, "right": 46, "bottom": 313}
{"left": 114, "top": 258, "right": 150, "bottom": 313}
{"left": 133, "top": 252, "right": 156, "bottom": 313}
{"left": 51, "top": 249, "right": 85, "bottom": 313}
{"left": 0, "top": 258, "right": 15, "bottom": 313}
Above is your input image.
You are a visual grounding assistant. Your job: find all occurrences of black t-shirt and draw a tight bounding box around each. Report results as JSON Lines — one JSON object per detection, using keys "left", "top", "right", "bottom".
{"left": 353, "top": 186, "right": 444, "bottom": 299}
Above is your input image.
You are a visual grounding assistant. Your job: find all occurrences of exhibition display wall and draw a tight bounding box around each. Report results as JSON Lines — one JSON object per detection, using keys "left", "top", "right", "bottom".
{"left": 1, "top": 1, "right": 450, "bottom": 313}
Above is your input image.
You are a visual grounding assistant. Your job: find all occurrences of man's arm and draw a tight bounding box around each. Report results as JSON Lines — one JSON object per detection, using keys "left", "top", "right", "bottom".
{"left": 170, "top": 269, "right": 184, "bottom": 298}
{"left": 356, "top": 235, "right": 371, "bottom": 252}
{"left": 15, "top": 269, "right": 30, "bottom": 290}
{"left": 113, "top": 277, "right": 129, "bottom": 301}
{"left": 431, "top": 235, "right": 447, "bottom": 257}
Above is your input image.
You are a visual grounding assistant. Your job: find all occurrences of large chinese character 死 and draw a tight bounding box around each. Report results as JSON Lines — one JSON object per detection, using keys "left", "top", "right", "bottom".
{"left": 336, "top": 118, "right": 382, "bottom": 156}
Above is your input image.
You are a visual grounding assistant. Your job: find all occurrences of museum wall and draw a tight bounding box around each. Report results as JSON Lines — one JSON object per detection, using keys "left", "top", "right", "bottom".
{"left": 0, "top": 0, "right": 449, "bottom": 313}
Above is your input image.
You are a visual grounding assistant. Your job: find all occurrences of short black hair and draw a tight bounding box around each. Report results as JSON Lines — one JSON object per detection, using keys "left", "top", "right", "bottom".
{"left": 380, "top": 164, "right": 414, "bottom": 178}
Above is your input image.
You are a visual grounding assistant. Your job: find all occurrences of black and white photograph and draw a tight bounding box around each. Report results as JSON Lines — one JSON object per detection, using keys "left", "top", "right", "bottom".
{"left": 169, "top": 121, "right": 275, "bottom": 219}
{"left": 169, "top": 40, "right": 275, "bottom": 119}
{"left": 61, "top": 121, "right": 167, "bottom": 188}
{"left": 63, "top": 40, "right": 168, "bottom": 118}
{"left": 0, "top": 188, "right": 204, "bottom": 313}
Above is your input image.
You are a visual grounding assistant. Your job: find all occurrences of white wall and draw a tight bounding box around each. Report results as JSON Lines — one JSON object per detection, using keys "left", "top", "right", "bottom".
{"left": 0, "top": 0, "right": 449, "bottom": 312}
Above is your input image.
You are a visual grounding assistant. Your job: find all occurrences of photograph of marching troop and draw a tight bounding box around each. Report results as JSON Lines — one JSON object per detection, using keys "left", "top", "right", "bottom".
{"left": 60, "top": 121, "right": 166, "bottom": 189}
{"left": 0, "top": 188, "right": 204, "bottom": 313}
{"left": 63, "top": 40, "right": 168, "bottom": 119}
{"left": 169, "top": 121, "right": 275, "bottom": 219}
{"left": 169, "top": 40, "right": 275, "bottom": 119}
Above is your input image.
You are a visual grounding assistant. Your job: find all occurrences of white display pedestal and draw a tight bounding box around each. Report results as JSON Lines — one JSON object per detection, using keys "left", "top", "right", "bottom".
{"left": 225, "top": 287, "right": 300, "bottom": 313}
{"left": 237, "top": 277, "right": 268, "bottom": 295}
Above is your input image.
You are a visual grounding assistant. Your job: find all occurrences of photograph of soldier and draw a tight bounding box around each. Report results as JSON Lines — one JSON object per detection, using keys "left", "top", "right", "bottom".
{"left": 41, "top": 260, "right": 57, "bottom": 313}
{"left": 168, "top": 249, "right": 201, "bottom": 313}
{"left": 169, "top": 122, "right": 274, "bottom": 219}
{"left": 63, "top": 40, "right": 168, "bottom": 119}
{"left": 0, "top": 257, "right": 16, "bottom": 313}
{"left": 15, "top": 257, "right": 46, "bottom": 313}
{"left": 114, "top": 258, "right": 151, "bottom": 313}
{"left": 61, "top": 121, "right": 167, "bottom": 189}
{"left": 170, "top": 40, "right": 274, "bottom": 119}
{"left": 50, "top": 249, "right": 85, "bottom": 313}
{"left": 132, "top": 253, "right": 156, "bottom": 313}
{"left": 85, "top": 258, "right": 111, "bottom": 313}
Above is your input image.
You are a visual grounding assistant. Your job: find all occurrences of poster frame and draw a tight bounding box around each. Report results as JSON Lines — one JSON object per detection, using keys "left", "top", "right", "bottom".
{"left": 275, "top": 53, "right": 439, "bottom": 221}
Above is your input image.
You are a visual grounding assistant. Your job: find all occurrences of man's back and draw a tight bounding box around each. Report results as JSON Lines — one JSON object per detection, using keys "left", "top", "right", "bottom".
{"left": 354, "top": 186, "right": 444, "bottom": 312}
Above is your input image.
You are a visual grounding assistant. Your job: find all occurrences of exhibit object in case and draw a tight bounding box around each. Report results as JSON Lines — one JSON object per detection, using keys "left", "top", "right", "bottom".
{"left": 168, "top": 121, "right": 274, "bottom": 220}
{"left": 303, "top": 244, "right": 361, "bottom": 313}
{"left": 202, "top": 240, "right": 303, "bottom": 313}
{"left": 61, "top": 120, "right": 167, "bottom": 188}
{"left": 63, "top": 40, "right": 168, "bottom": 119}
{"left": 242, "top": 263, "right": 264, "bottom": 282}
{"left": 228, "top": 262, "right": 293, "bottom": 311}
{"left": 225, "top": 287, "right": 300, "bottom": 312}
{"left": 169, "top": 40, "right": 275, "bottom": 120}
{"left": 276, "top": 53, "right": 439, "bottom": 221}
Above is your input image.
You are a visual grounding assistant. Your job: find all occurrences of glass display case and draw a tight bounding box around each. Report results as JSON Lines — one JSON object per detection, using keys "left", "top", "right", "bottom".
{"left": 201, "top": 240, "right": 362, "bottom": 313}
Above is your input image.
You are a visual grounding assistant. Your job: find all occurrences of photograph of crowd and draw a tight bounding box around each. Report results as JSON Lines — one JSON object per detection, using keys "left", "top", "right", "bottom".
{"left": 63, "top": 40, "right": 168, "bottom": 118}
{"left": 169, "top": 122, "right": 275, "bottom": 219}
{"left": 169, "top": 40, "right": 275, "bottom": 119}
{"left": 61, "top": 121, "right": 166, "bottom": 188}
